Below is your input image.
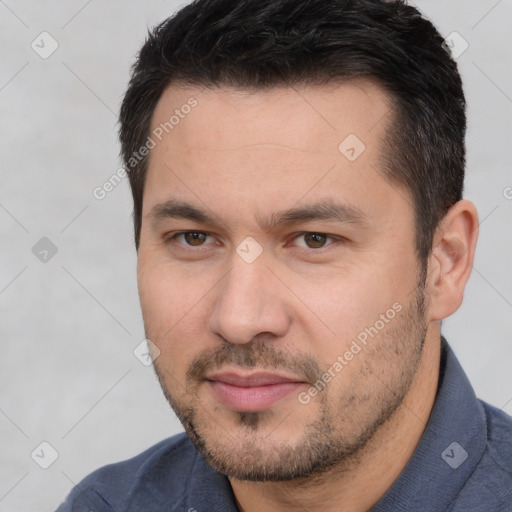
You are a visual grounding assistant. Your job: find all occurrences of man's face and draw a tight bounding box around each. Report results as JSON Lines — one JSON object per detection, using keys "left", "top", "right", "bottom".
{"left": 137, "top": 82, "right": 429, "bottom": 480}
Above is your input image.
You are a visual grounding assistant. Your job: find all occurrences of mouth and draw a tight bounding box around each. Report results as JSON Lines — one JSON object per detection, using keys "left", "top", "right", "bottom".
{"left": 205, "top": 370, "right": 307, "bottom": 412}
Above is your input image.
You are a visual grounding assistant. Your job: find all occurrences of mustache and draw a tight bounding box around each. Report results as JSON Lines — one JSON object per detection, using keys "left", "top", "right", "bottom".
{"left": 186, "top": 340, "right": 323, "bottom": 385}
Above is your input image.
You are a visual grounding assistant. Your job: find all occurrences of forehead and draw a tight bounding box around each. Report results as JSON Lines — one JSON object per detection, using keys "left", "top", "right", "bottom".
{"left": 143, "top": 81, "right": 411, "bottom": 232}
{"left": 149, "top": 81, "right": 391, "bottom": 157}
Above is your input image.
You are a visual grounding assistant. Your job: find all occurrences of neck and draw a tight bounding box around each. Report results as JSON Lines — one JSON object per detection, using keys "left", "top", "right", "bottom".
{"left": 230, "top": 333, "right": 441, "bottom": 512}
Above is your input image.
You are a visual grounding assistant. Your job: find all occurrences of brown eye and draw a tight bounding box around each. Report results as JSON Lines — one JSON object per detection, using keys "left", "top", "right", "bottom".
{"left": 302, "top": 233, "right": 329, "bottom": 248}
{"left": 183, "top": 232, "right": 208, "bottom": 246}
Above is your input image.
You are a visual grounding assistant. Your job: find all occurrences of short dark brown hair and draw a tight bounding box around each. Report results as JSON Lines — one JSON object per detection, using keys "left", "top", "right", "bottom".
{"left": 119, "top": 0, "right": 466, "bottom": 262}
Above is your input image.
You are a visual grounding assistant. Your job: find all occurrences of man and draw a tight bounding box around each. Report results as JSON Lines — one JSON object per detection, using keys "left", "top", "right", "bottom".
{"left": 57, "top": 0, "right": 512, "bottom": 510}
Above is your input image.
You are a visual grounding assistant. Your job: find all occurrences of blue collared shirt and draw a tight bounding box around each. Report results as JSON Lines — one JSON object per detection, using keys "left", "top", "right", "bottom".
{"left": 56, "top": 339, "right": 512, "bottom": 511}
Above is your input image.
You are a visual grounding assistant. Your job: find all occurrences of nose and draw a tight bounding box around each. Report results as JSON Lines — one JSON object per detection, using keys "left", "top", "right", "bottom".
{"left": 208, "top": 251, "right": 292, "bottom": 345}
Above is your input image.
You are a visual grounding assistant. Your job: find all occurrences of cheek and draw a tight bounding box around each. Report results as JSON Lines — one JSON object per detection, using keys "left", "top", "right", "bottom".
{"left": 295, "top": 264, "right": 411, "bottom": 358}
{"left": 137, "top": 259, "right": 210, "bottom": 366}
{"left": 302, "top": 273, "right": 380, "bottom": 324}
{"left": 138, "top": 250, "right": 206, "bottom": 318}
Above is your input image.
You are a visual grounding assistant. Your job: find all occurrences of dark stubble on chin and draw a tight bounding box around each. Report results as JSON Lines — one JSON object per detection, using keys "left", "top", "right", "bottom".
{"left": 151, "top": 273, "right": 428, "bottom": 482}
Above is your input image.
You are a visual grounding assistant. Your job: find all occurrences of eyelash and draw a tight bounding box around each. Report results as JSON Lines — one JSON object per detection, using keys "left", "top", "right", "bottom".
{"left": 164, "top": 231, "right": 341, "bottom": 251}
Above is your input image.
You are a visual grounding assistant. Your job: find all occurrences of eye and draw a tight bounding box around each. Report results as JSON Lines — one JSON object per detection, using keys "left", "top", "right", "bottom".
{"left": 166, "top": 231, "right": 217, "bottom": 247}
{"left": 290, "top": 232, "right": 338, "bottom": 249}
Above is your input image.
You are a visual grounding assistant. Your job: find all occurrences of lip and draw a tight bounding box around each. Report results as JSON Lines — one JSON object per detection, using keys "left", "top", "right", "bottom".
{"left": 206, "top": 371, "right": 306, "bottom": 412}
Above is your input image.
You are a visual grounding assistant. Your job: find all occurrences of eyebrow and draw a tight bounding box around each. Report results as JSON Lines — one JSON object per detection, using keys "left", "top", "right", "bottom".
{"left": 148, "top": 198, "right": 368, "bottom": 232}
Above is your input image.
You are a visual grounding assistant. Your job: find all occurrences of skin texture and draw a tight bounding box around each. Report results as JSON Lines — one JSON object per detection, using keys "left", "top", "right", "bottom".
{"left": 137, "top": 82, "right": 479, "bottom": 512}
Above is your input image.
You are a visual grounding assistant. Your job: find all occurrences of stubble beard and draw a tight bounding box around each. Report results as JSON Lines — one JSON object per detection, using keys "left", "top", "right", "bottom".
{"left": 151, "top": 277, "right": 428, "bottom": 482}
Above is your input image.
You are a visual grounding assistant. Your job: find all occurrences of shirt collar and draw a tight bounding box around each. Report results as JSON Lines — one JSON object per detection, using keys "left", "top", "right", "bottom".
{"left": 371, "top": 337, "right": 487, "bottom": 511}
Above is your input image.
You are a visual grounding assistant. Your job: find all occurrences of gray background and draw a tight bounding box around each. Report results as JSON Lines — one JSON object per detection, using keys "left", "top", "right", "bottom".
{"left": 0, "top": 1, "right": 511, "bottom": 510}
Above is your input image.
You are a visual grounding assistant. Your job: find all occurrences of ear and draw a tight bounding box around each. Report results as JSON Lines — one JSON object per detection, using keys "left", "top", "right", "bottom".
{"left": 427, "top": 200, "right": 479, "bottom": 321}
